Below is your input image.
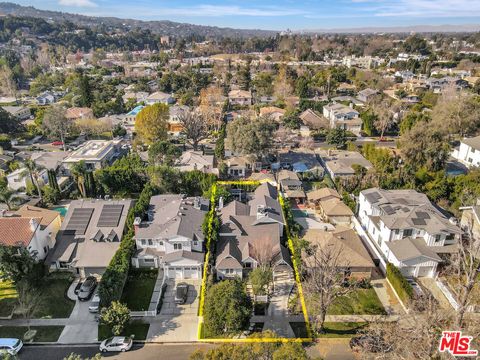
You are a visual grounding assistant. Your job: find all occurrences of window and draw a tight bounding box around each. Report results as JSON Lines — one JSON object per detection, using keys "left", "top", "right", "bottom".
{"left": 394, "top": 229, "right": 399, "bottom": 235}
{"left": 159, "top": 241, "right": 163, "bottom": 245}
{"left": 174, "top": 243, "right": 182, "bottom": 250}
{"left": 225, "top": 269, "right": 234, "bottom": 274}
{"left": 144, "top": 258, "right": 154, "bottom": 263}
{"left": 148, "top": 239, "right": 153, "bottom": 246}
{"left": 141, "top": 239, "right": 146, "bottom": 245}
{"left": 193, "top": 241, "right": 198, "bottom": 246}
{"left": 244, "top": 262, "right": 252, "bottom": 268}
{"left": 43, "top": 246, "right": 48, "bottom": 254}
{"left": 446, "top": 234, "right": 455, "bottom": 241}
{"left": 435, "top": 234, "right": 442, "bottom": 242}
{"left": 403, "top": 229, "right": 413, "bottom": 238}
{"left": 468, "top": 158, "right": 473, "bottom": 163}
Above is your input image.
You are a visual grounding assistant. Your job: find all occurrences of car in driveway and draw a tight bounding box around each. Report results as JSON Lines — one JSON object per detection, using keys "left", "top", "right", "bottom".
{"left": 78, "top": 276, "right": 97, "bottom": 301}
{"left": 406, "top": 278, "right": 424, "bottom": 298}
{"left": 174, "top": 283, "right": 189, "bottom": 304}
{"left": 99, "top": 336, "right": 133, "bottom": 353}
{"left": 89, "top": 293, "right": 100, "bottom": 313}
{"left": 0, "top": 338, "right": 23, "bottom": 355}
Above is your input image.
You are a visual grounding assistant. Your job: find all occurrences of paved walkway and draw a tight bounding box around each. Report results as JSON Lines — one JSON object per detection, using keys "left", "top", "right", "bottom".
{"left": 371, "top": 277, "right": 405, "bottom": 315}
{"left": 325, "top": 314, "right": 399, "bottom": 322}
{"left": 262, "top": 277, "right": 296, "bottom": 337}
{"left": 147, "top": 269, "right": 165, "bottom": 313}
{"left": 418, "top": 277, "right": 454, "bottom": 311}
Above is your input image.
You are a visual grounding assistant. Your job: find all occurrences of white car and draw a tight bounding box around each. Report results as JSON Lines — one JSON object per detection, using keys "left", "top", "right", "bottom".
{"left": 89, "top": 293, "right": 100, "bottom": 313}
{"left": 99, "top": 336, "right": 133, "bottom": 353}
{"left": 0, "top": 338, "right": 23, "bottom": 355}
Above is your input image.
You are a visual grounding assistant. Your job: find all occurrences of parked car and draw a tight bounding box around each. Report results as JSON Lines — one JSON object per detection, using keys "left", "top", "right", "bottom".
{"left": 89, "top": 293, "right": 100, "bottom": 313}
{"left": 99, "top": 336, "right": 133, "bottom": 353}
{"left": 406, "top": 278, "right": 424, "bottom": 298}
{"left": 174, "top": 283, "right": 189, "bottom": 304}
{"left": 0, "top": 338, "right": 23, "bottom": 355}
{"left": 51, "top": 141, "right": 64, "bottom": 146}
{"left": 350, "top": 335, "right": 392, "bottom": 353}
{"left": 78, "top": 276, "right": 97, "bottom": 301}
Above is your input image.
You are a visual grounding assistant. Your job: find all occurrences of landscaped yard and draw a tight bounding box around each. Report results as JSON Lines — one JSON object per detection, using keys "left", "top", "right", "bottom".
{"left": 0, "top": 280, "right": 17, "bottom": 318}
{"left": 327, "top": 288, "right": 387, "bottom": 315}
{"left": 32, "top": 274, "right": 76, "bottom": 318}
{"left": 0, "top": 326, "right": 64, "bottom": 342}
{"left": 98, "top": 321, "right": 150, "bottom": 341}
{"left": 120, "top": 269, "right": 158, "bottom": 311}
{"left": 317, "top": 322, "right": 367, "bottom": 338}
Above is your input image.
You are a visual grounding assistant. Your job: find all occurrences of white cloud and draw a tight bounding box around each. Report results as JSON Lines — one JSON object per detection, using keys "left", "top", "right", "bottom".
{"left": 59, "top": 0, "right": 98, "bottom": 8}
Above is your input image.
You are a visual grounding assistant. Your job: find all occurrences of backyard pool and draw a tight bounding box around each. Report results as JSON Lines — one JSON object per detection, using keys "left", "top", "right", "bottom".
{"left": 291, "top": 209, "right": 309, "bottom": 218}
{"left": 52, "top": 206, "right": 68, "bottom": 217}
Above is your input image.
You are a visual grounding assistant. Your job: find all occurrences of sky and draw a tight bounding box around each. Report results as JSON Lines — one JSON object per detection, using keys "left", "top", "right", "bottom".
{"left": 14, "top": 0, "right": 480, "bottom": 30}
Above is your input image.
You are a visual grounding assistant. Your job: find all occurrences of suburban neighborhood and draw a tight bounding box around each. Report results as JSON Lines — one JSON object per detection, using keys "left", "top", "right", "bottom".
{"left": 0, "top": 2, "right": 480, "bottom": 359}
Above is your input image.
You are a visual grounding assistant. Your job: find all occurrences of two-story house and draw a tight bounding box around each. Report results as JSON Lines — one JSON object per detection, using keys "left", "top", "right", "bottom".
{"left": 277, "top": 170, "right": 306, "bottom": 204}
{"left": 215, "top": 183, "right": 292, "bottom": 280}
{"left": 62, "top": 139, "right": 124, "bottom": 172}
{"left": 451, "top": 135, "right": 480, "bottom": 168}
{"left": 358, "top": 188, "right": 462, "bottom": 278}
{"left": 322, "top": 103, "right": 362, "bottom": 135}
{"left": 132, "top": 195, "right": 209, "bottom": 280}
{"left": 228, "top": 90, "right": 252, "bottom": 106}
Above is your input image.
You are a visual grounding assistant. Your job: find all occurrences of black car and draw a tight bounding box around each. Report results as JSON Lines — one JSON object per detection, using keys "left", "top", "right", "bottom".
{"left": 78, "top": 276, "right": 97, "bottom": 301}
{"left": 174, "top": 283, "right": 189, "bottom": 304}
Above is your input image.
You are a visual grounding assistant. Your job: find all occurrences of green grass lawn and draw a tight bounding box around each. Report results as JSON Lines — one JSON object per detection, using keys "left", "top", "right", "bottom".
{"left": 32, "top": 274, "right": 75, "bottom": 318}
{"left": 317, "top": 322, "right": 367, "bottom": 338}
{"left": 0, "top": 326, "right": 64, "bottom": 342}
{"left": 120, "top": 269, "right": 158, "bottom": 311}
{"left": 327, "top": 288, "right": 387, "bottom": 315}
{"left": 98, "top": 321, "right": 150, "bottom": 341}
{"left": 0, "top": 280, "right": 18, "bottom": 317}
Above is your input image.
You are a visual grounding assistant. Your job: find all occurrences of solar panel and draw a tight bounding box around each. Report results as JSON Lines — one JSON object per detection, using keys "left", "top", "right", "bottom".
{"left": 416, "top": 211, "right": 431, "bottom": 220}
{"left": 65, "top": 208, "right": 94, "bottom": 235}
{"left": 97, "top": 204, "right": 124, "bottom": 227}
{"left": 383, "top": 205, "right": 395, "bottom": 215}
{"left": 412, "top": 218, "right": 427, "bottom": 226}
{"left": 365, "top": 192, "right": 382, "bottom": 203}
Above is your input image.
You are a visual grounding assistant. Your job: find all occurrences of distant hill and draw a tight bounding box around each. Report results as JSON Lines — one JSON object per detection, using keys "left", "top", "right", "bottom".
{"left": 301, "top": 24, "right": 480, "bottom": 34}
{"left": 0, "top": 2, "right": 277, "bottom": 38}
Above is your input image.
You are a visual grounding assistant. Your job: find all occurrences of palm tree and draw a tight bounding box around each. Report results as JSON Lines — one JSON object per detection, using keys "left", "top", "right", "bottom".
{"left": 20, "top": 159, "right": 44, "bottom": 202}
{"left": 70, "top": 161, "right": 88, "bottom": 198}
{"left": 0, "top": 187, "right": 21, "bottom": 210}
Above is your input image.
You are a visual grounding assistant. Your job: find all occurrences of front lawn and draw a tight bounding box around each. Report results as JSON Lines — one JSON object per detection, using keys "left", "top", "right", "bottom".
{"left": 317, "top": 322, "right": 367, "bottom": 338}
{"left": 120, "top": 269, "right": 158, "bottom": 311}
{"left": 327, "top": 288, "right": 387, "bottom": 315}
{"left": 0, "top": 326, "right": 64, "bottom": 342}
{"left": 0, "top": 280, "right": 17, "bottom": 317}
{"left": 98, "top": 321, "right": 150, "bottom": 341}
{"left": 32, "top": 274, "right": 75, "bottom": 318}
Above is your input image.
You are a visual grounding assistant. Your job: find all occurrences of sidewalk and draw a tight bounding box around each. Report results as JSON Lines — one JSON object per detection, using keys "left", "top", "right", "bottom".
{"left": 371, "top": 277, "right": 405, "bottom": 315}
{"left": 324, "top": 314, "right": 399, "bottom": 322}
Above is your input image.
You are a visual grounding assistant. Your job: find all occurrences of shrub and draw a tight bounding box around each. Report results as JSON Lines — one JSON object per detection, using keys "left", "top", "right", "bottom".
{"left": 386, "top": 263, "right": 414, "bottom": 303}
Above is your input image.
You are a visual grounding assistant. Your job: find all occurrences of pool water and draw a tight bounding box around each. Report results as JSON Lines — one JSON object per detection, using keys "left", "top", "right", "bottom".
{"left": 291, "top": 209, "right": 309, "bottom": 218}
{"left": 53, "top": 206, "right": 68, "bottom": 217}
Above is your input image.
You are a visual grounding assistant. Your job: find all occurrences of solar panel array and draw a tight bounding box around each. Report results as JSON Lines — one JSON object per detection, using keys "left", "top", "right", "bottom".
{"left": 97, "top": 204, "right": 124, "bottom": 227}
{"left": 412, "top": 218, "right": 427, "bottom": 226}
{"left": 65, "top": 208, "right": 94, "bottom": 235}
{"left": 365, "top": 192, "right": 382, "bottom": 203}
{"left": 416, "top": 211, "right": 431, "bottom": 220}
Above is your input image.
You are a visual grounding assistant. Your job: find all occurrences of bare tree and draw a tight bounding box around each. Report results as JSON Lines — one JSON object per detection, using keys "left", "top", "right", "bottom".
{"left": 178, "top": 110, "right": 208, "bottom": 151}
{"left": 251, "top": 236, "right": 275, "bottom": 271}
{"left": 16, "top": 280, "right": 42, "bottom": 332}
{"left": 0, "top": 64, "right": 17, "bottom": 100}
{"left": 42, "top": 105, "right": 72, "bottom": 152}
{"left": 303, "top": 243, "right": 357, "bottom": 333}
{"left": 371, "top": 99, "right": 396, "bottom": 140}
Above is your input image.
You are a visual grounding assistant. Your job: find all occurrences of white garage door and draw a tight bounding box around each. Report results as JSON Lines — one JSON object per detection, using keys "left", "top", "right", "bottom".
{"left": 184, "top": 267, "right": 199, "bottom": 279}
{"left": 400, "top": 266, "right": 415, "bottom": 277}
{"left": 417, "top": 266, "right": 433, "bottom": 277}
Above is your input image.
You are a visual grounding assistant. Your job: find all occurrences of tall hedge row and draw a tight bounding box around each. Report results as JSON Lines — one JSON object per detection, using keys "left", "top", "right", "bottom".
{"left": 98, "top": 183, "right": 156, "bottom": 307}
{"left": 386, "top": 263, "right": 414, "bottom": 303}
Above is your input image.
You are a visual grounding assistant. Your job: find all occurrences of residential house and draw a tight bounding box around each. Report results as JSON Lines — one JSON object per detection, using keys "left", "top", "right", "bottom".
{"left": 2, "top": 106, "right": 31, "bottom": 121}
{"left": 358, "top": 188, "right": 461, "bottom": 277}
{"left": 299, "top": 109, "right": 329, "bottom": 130}
{"left": 36, "top": 91, "right": 61, "bottom": 105}
{"left": 357, "top": 88, "right": 378, "bottom": 103}
{"left": 459, "top": 200, "right": 480, "bottom": 243}
{"left": 132, "top": 195, "right": 209, "bottom": 279}
{"left": 317, "top": 149, "right": 373, "bottom": 180}
{"left": 66, "top": 107, "right": 94, "bottom": 121}
{"left": 276, "top": 149, "right": 324, "bottom": 179}
{"left": 168, "top": 105, "right": 189, "bottom": 135}
{"left": 322, "top": 103, "right": 362, "bottom": 135}
{"left": 317, "top": 197, "right": 353, "bottom": 225}
{"left": 277, "top": 170, "right": 306, "bottom": 204}
{"left": 145, "top": 91, "right": 175, "bottom": 105}
{"left": 216, "top": 183, "right": 292, "bottom": 280}
{"left": 228, "top": 90, "right": 252, "bottom": 106}
{"left": 394, "top": 70, "right": 415, "bottom": 81}
{"left": 451, "top": 136, "right": 480, "bottom": 168}
{"left": 48, "top": 199, "right": 133, "bottom": 277}
{"left": 30, "top": 151, "right": 71, "bottom": 190}
{"left": 259, "top": 106, "right": 286, "bottom": 122}
{"left": 248, "top": 172, "right": 277, "bottom": 186}
{"left": 225, "top": 156, "right": 250, "bottom": 177}
{"left": 62, "top": 139, "right": 124, "bottom": 172}
{"left": 175, "top": 151, "right": 218, "bottom": 175}
{"left": 303, "top": 226, "right": 375, "bottom": 279}
{"left": 306, "top": 187, "right": 341, "bottom": 207}
{"left": 122, "top": 91, "right": 149, "bottom": 104}
{"left": 7, "top": 166, "right": 49, "bottom": 191}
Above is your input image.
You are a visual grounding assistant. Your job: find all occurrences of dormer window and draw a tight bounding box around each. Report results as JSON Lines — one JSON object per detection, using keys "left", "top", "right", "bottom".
{"left": 148, "top": 239, "right": 153, "bottom": 246}
{"left": 435, "top": 234, "right": 442, "bottom": 242}
{"left": 403, "top": 229, "right": 413, "bottom": 238}
{"left": 174, "top": 243, "right": 182, "bottom": 250}
{"left": 159, "top": 241, "right": 164, "bottom": 245}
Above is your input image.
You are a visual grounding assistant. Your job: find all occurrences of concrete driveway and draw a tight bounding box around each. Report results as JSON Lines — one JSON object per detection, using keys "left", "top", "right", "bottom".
{"left": 147, "top": 279, "right": 200, "bottom": 342}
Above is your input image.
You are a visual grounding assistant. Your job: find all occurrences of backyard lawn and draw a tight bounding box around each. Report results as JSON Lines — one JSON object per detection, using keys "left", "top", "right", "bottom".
{"left": 0, "top": 326, "right": 64, "bottom": 342}
{"left": 32, "top": 274, "right": 76, "bottom": 318}
{"left": 121, "top": 269, "right": 158, "bottom": 311}
{"left": 0, "top": 280, "right": 17, "bottom": 318}
{"left": 98, "top": 321, "right": 150, "bottom": 341}
{"left": 327, "top": 288, "right": 387, "bottom": 315}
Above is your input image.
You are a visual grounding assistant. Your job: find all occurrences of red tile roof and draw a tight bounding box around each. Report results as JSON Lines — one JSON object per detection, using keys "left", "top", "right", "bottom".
{"left": 0, "top": 217, "right": 41, "bottom": 247}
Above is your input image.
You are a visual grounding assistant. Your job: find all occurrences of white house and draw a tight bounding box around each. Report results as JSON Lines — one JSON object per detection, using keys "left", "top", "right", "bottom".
{"left": 7, "top": 167, "right": 49, "bottom": 191}
{"left": 451, "top": 136, "right": 480, "bottom": 168}
{"left": 132, "top": 195, "right": 209, "bottom": 279}
{"left": 62, "top": 139, "right": 124, "bottom": 172}
{"left": 322, "top": 103, "right": 362, "bottom": 135}
{"left": 145, "top": 91, "right": 175, "bottom": 105}
{"left": 358, "top": 188, "right": 461, "bottom": 278}
{"left": 228, "top": 90, "right": 252, "bottom": 106}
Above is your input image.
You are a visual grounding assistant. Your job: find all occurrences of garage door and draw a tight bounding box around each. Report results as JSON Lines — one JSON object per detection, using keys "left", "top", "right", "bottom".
{"left": 184, "top": 267, "right": 199, "bottom": 279}
{"left": 400, "top": 266, "right": 415, "bottom": 277}
{"left": 167, "top": 267, "right": 177, "bottom": 279}
{"left": 417, "top": 266, "right": 433, "bottom": 277}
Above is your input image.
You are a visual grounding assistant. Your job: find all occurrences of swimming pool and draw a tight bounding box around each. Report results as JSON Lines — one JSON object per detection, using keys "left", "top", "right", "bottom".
{"left": 52, "top": 206, "right": 68, "bottom": 217}
{"left": 291, "top": 209, "right": 309, "bottom": 218}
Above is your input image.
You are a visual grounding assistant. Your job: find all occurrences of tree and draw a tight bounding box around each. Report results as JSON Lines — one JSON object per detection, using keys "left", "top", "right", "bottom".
{"left": 0, "top": 187, "right": 21, "bottom": 210}
{"left": 274, "top": 65, "right": 293, "bottom": 100}
{"left": 100, "top": 301, "right": 131, "bottom": 335}
{"left": 0, "top": 64, "right": 17, "bottom": 99}
{"left": 148, "top": 140, "right": 181, "bottom": 166}
{"left": 198, "top": 87, "right": 225, "bottom": 131}
{"left": 134, "top": 103, "right": 169, "bottom": 145}
{"left": 0, "top": 246, "right": 36, "bottom": 283}
{"left": 204, "top": 279, "right": 252, "bottom": 337}
{"left": 178, "top": 110, "right": 208, "bottom": 151}
{"left": 78, "top": 73, "right": 93, "bottom": 107}
{"left": 326, "top": 128, "right": 347, "bottom": 149}
{"left": 371, "top": 99, "right": 397, "bottom": 139}
{"left": 303, "top": 243, "right": 357, "bottom": 333}
{"left": 253, "top": 72, "right": 274, "bottom": 96}
{"left": 75, "top": 118, "right": 112, "bottom": 140}
{"left": 21, "top": 160, "right": 44, "bottom": 202}
{"left": 248, "top": 267, "right": 273, "bottom": 296}
{"left": 238, "top": 63, "right": 251, "bottom": 91}
{"left": 42, "top": 105, "right": 72, "bottom": 151}
{"left": 16, "top": 280, "right": 42, "bottom": 331}
{"left": 0, "top": 108, "right": 20, "bottom": 134}
{"left": 70, "top": 161, "right": 88, "bottom": 198}
{"left": 63, "top": 353, "right": 102, "bottom": 360}
{"left": 361, "top": 110, "right": 377, "bottom": 136}
{"left": 214, "top": 123, "right": 226, "bottom": 160}
{"left": 226, "top": 117, "right": 277, "bottom": 159}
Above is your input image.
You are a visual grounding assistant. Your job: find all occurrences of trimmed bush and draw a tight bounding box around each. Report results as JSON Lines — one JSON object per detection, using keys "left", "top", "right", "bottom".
{"left": 386, "top": 263, "right": 414, "bottom": 303}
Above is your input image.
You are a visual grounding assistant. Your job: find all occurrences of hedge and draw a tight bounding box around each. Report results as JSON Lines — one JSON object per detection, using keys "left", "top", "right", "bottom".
{"left": 386, "top": 263, "right": 414, "bottom": 303}
{"left": 98, "top": 183, "right": 156, "bottom": 307}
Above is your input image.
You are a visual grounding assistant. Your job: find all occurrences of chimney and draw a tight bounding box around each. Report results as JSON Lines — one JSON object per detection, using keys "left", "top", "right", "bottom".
{"left": 29, "top": 218, "right": 38, "bottom": 232}
{"left": 349, "top": 102, "right": 353, "bottom": 109}
{"left": 133, "top": 217, "right": 142, "bottom": 234}
{"left": 218, "top": 196, "right": 224, "bottom": 209}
